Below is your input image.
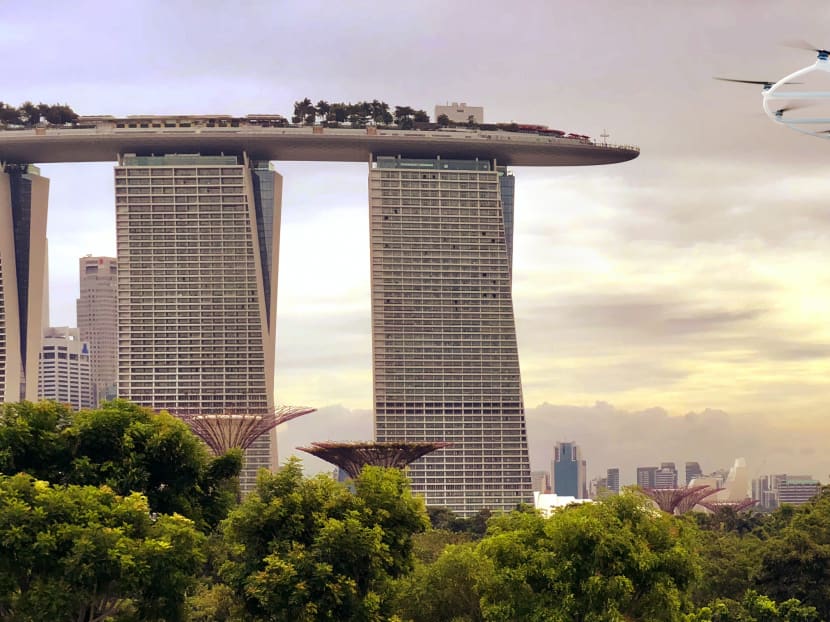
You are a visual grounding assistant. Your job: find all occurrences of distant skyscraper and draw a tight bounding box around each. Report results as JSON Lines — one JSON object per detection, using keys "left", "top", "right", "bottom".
{"left": 755, "top": 474, "right": 821, "bottom": 507}
{"left": 655, "top": 462, "right": 678, "bottom": 489}
{"left": 115, "top": 154, "right": 281, "bottom": 491}
{"left": 606, "top": 467, "right": 620, "bottom": 493}
{"left": 0, "top": 164, "right": 49, "bottom": 403}
{"left": 37, "top": 326, "right": 92, "bottom": 410}
{"left": 370, "top": 156, "right": 532, "bottom": 516}
{"left": 77, "top": 256, "right": 117, "bottom": 404}
{"left": 552, "top": 441, "right": 586, "bottom": 499}
{"left": 685, "top": 461, "right": 702, "bottom": 485}
{"left": 637, "top": 466, "right": 657, "bottom": 489}
{"left": 531, "top": 470, "right": 551, "bottom": 493}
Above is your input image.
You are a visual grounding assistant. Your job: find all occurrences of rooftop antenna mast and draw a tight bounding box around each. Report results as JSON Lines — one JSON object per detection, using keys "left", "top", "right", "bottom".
{"left": 600, "top": 129, "right": 610, "bottom": 145}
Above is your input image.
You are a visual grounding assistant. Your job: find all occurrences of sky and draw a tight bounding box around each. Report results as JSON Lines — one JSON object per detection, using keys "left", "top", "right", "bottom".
{"left": 5, "top": 0, "right": 830, "bottom": 484}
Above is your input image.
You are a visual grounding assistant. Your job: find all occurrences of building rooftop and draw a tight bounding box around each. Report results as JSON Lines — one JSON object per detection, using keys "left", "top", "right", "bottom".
{"left": 0, "top": 125, "right": 639, "bottom": 166}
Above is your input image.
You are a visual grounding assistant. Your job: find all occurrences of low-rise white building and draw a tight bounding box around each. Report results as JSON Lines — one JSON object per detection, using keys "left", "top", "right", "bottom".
{"left": 38, "top": 326, "right": 93, "bottom": 410}
{"left": 434, "top": 102, "right": 484, "bottom": 124}
{"left": 533, "top": 491, "right": 592, "bottom": 517}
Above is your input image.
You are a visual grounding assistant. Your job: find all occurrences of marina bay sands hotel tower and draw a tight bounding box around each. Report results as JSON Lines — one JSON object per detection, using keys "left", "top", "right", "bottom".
{"left": 0, "top": 111, "right": 637, "bottom": 512}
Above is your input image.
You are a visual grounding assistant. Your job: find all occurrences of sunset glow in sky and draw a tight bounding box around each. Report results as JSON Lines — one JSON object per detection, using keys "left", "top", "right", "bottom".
{"left": 7, "top": 1, "right": 830, "bottom": 482}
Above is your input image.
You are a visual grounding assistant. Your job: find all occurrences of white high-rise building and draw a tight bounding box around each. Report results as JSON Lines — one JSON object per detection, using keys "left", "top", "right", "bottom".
{"left": 77, "top": 255, "right": 118, "bottom": 404}
{"left": 37, "top": 326, "right": 93, "bottom": 410}
{"left": 0, "top": 164, "right": 49, "bottom": 403}
{"left": 369, "top": 155, "right": 531, "bottom": 516}
{"left": 115, "top": 153, "right": 281, "bottom": 491}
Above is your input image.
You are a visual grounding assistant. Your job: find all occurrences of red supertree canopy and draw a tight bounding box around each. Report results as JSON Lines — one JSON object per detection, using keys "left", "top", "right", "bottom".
{"left": 173, "top": 405, "right": 316, "bottom": 454}
{"left": 699, "top": 498, "right": 758, "bottom": 513}
{"left": 675, "top": 486, "right": 723, "bottom": 514}
{"left": 642, "top": 485, "right": 715, "bottom": 514}
{"left": 296, "top": 441, "right": 452, "bottom": 479}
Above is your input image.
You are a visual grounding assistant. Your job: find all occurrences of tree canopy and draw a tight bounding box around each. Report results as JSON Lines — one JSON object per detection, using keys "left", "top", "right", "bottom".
{"left": 220, "top": 459, "right": 428, "bottom": 621}
{"left": 0, "top": 400, "right": 241, "bottom": 530}
{"left": 0, "top": 101, "right": 78, "bottom": 127}
{"left": 0, "top": 473, "right": 205, "bottom": 622}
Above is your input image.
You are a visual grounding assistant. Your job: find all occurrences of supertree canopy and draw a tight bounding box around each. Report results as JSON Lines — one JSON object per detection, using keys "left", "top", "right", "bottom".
{"left": 699, "top": 498, "right": 758, "bottom": 513}
{"left": 642, "top": 485, "right": 715, "bottom": 514}
{"left": 173, "top": 405, "right": 316, "bottom": 455}
{"left": 675, "top": 486, "right": 723, "bottom": 514}
{"left": 296, "top": 441, "right": 452, "bottom": 479}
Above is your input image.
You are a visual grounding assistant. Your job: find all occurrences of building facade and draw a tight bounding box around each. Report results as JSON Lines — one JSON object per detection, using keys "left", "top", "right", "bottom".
{"left": 637, "top": 466, "right": 657, "bottom": 489}
{"left": 369, "top": 156, "right": 532, "bottom": 515}
{"left": 0, "top": 164, "right": 49, "bottom": 403}
{"left": 685, "top": 461, "right": 702, "bottom": 485}
{"left": 434, "top": 103, "right": 485, "bottom": 124}
{"left": 37, "top": 326, "right": 93, "bottom": 410}
{"left": 753, "top": 474, "right": 821, "bottom": 508}
{"left": 115, "top": 153, "right": 281, "bottom": 491}
{"left": 552, "top": 441, "right": 586, "bottom": 499}
{"left": 655, "top": 462, "right": 678, "bottom": 489}
{"left": 77, "top": 255, "right": 118, "bottom": 404}
{"left": 606, "top": 467, "right": 620, "bottom": 493}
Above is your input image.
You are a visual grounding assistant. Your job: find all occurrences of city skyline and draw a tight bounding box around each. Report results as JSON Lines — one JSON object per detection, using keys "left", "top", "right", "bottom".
{"left": 6, "top": 1, "right": 830, "bottom": 482}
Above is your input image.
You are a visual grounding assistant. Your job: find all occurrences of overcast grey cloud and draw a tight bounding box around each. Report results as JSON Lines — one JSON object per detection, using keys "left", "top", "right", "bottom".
{"left": 8, "top": 0, "right": 830, "bottom": 481}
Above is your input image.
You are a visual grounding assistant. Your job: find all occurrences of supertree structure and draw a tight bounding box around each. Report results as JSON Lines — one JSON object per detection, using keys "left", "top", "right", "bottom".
{"left": 296, "top": 441, "right": 452, "bottom": 479}
{"left": 173, "top": 405, "right": 316, "bottom": 455}
{"left": 641, "top": 485, "right": 714, "bottom": 514}
{"left": 675, "top": 486, "right": 723, "bottom": 514}
{"left": 699, "top": 498, "right": 758, "bottom": 513}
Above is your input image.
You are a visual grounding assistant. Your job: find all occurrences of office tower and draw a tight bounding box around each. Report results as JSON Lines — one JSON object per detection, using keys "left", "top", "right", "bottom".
{"left": 606, "top": 467, "right": 620, "bottom": 493}
{"left": 655, "top": 462, "right": 678, "bottom": 489}
{"left": 778, "top": 477, "right": 820, "bottom": 505}
{"left": 0, "top": 164, "right": 49, "bottom": 403}
{"left": 115, "top": 154, "right": 280, "bottom": 491}
{"left": 37, "top": 326, "right": 93, "bottom": 409}
{"left": 552, "top": 441, "right": 585, "bottom": 499}
{"left": 685, "top": 461, "right": 702, "bottom": 485}
{"left": 531, "top": 470, "right": 551, "bottom": 493}
{"left": 77, "top": 256, "right": 118, "bottom": 404}
{"left": 370, "top": 156, "right": 532, "bottom": 515}
{"left": 637, "top": 466, "right": 657, "bottom": 489}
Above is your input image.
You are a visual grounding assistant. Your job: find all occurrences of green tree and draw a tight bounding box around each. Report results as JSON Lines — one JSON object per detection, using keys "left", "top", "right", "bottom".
{"left": 292, "top": 98, "right": 315, "bottom": 124}
{"left": 476, "top": 494, "right": 700, "bottom": 621}
{"left": 436, "top": 113, "right": 450, "bottom": 127}
{"left": 315, "top": 99, "right": 331, "bottom": 123}
{"left": 221, "top": 459, "right": 428, "bottom": 621}
{"left": 749, "top": 488, "right": 830, "bottom": 618}
{"left": 392, "top": 542, "right": 486, "bottom": 622}
{"left": 0, "top": 400, "right": 241, "bottom": 530}
{"left": 0, "top": 102, "right": 22, "bottom": 126}
{"left": 686, "top": 590, "right": 819, "bottom": 621}
{"left": 0, "top": 474, "right": 205, "bottom": 622}
{"left": 17, "top": 101, "right": 39, "bottom": 126}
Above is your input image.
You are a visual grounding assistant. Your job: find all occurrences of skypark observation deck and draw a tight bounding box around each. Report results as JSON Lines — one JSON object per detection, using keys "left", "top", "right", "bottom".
{"left": 0, "top": 124, "right": 639, "bottom": 166}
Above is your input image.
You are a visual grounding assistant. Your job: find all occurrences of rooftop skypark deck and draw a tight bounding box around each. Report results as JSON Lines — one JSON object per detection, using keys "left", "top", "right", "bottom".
{"left": 0, "top": 123, "right": 639, "bottom": 166}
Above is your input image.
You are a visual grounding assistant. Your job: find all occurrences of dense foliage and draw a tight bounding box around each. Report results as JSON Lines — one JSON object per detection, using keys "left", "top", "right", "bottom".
{"left": 0, "top": 400, "right": 241, "bottom": 530}
{"left": 0, "top": 101, "right": 79, "bottom": 126}
{"left": 0, "top": 473, "right": 205, "bottom": 622}
{"left": 0, "top": 401, "right": 828, "bottom": 621}
{"left": 291, "top": 98, "right": 429, "bottom": 128}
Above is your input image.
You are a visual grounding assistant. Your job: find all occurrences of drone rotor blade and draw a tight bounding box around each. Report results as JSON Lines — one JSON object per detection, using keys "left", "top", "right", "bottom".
{"left": 714, "top": 77, "right": 802, "bottom": 86}
{"left": 776, "top": 102, "right": 812, "bottom": 114}
{"left": 714, "top": 77, "right": 770, "bottom": 85}
{"left": 783, "top": 39, "right": 829, "bottom": 54}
